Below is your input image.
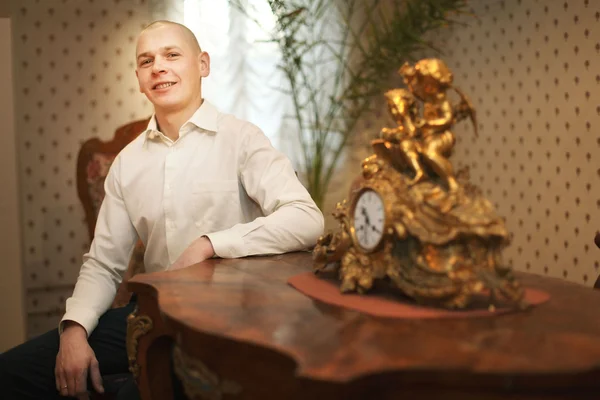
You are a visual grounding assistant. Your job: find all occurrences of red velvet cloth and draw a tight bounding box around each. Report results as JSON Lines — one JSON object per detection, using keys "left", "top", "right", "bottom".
{"left": 288, "top": 271, "right": 549, "bottom": 319}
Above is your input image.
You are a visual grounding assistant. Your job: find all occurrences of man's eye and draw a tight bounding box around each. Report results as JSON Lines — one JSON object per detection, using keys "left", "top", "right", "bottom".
{"left": 140, "top": 59, "right": 152, "bottom": 65}
{"left": 167, "top": 53, "right": 180, "bottom": 58}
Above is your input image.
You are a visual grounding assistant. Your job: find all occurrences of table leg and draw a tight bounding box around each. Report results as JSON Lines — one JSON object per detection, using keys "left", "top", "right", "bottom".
{"left": 126, "top": 292, "right": 175, "bottom": 400}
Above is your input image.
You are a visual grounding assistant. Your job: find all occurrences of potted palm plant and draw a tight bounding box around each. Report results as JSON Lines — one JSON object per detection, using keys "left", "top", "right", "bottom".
{"left": 231, "top": 0, "right": 471, "bottom": 209}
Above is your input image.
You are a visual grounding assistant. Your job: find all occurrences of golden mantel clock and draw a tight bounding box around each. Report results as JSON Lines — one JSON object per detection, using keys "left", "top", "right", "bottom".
{"left": 313, "top": 58, "right": 526, "bottom": 310}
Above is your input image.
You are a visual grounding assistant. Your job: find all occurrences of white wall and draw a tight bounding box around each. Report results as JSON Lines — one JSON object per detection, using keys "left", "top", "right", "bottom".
{"left": 0, "top": 16, "right": 26, "bottom": 351}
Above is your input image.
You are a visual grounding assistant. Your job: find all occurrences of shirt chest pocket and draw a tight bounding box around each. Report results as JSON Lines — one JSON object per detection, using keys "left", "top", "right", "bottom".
{"left": 191, "top": 180, "right": 241, "bottom": 228}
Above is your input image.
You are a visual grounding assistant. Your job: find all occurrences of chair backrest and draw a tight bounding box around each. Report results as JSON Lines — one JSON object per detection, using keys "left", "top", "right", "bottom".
{"left": 77, "top": 118, "right": 150, "bottom": 240}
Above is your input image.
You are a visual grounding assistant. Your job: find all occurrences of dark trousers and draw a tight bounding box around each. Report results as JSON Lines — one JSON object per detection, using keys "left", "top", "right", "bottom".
{"left": 0, "top": 302, "right": 140, "bottom": 400}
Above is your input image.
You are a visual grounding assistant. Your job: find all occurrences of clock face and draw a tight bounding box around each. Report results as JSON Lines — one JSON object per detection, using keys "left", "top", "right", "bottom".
{"left": 353, "top": 189, "right": 385, "bottom": 252}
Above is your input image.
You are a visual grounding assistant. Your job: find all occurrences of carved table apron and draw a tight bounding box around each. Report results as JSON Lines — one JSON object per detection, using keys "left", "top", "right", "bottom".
{"left": 126, "top": 252, "right": 600, "bottom": 400}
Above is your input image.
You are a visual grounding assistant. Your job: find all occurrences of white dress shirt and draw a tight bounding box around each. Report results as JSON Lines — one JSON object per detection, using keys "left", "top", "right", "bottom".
{"left": 61, "top": 101, "right": 324, "bottom": 336}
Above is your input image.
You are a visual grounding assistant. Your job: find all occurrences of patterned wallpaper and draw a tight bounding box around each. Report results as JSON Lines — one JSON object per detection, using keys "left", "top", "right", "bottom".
{"left": 327, "top": 0, "right": 599, "bottom": 289}
{"left": 440, "top": 0, "right": 599, "bottom": 286}
{"left": 12, "top": 0, "right": 153, "bottom": 338}
{"left": 10, "top": 0, "right": 600, "bottom": 338}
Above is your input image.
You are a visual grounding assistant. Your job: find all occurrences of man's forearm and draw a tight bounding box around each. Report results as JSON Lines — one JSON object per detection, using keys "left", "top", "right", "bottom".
{"left": 61, "top": 255, "right": 126, "bottom": 336}
{"left": 206, "top": 200, "right": 324, "bottom": 259}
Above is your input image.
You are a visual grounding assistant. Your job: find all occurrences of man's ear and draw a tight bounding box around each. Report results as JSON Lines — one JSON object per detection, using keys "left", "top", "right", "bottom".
{"left": 135, "top": 69, "right": 143, "bottom": 93}
{"left": 198, "top": 51, "right": 210, "bottom": 78}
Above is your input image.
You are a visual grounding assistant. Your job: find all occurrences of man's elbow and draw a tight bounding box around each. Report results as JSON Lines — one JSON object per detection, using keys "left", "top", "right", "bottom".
{"left": 299, "top": 206, "right": 325, "bottom": 248}
{"left": 272, "top": 199, "right": 324, "bottom": 250}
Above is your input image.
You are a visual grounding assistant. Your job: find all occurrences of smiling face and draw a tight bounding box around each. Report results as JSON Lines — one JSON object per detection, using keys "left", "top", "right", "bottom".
{"left": 135, "top": 22, "right": 210, "bottom": 114}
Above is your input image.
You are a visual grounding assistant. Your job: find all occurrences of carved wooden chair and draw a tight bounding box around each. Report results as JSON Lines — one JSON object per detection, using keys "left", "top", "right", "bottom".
{"left": 77, "top": 118, "right": 149, "bottom": 307}
{"left": 76, "top": 117, "right": 149, "bottom": 399}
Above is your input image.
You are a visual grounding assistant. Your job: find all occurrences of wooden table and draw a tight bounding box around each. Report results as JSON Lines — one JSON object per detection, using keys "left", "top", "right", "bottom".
{"left": 127, "top": 252, "right": 600, "bottom": 399}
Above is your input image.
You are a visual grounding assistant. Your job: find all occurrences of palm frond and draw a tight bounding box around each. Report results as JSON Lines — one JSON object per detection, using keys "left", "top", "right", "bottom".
{"left": 230, "top": 0, "right": 471, "bottom": 208}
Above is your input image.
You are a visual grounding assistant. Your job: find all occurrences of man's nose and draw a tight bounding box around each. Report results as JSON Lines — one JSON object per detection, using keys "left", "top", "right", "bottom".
{"left": 152, "top": 57, "right": 167, "bottom": 74}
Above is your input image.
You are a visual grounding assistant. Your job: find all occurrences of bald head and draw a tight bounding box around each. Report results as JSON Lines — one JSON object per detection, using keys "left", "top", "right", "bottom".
{"left": 134, "top": 19, "right": 210, "bottom": 116}
{"left": 137, "top": 20, "right": 202, "bottom": 56}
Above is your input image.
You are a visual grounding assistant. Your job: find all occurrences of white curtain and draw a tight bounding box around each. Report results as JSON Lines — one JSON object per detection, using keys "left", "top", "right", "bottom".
{"left": 148, "top": 0, "right": 185, "bottom": 23}
{"left": 148, "top": 0, "right": 292, "bottom": 155}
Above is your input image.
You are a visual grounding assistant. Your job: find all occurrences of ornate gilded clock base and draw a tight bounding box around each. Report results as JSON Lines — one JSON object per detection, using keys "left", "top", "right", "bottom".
{"left": 314, "top": 140, "right": 527, "bottom": 310}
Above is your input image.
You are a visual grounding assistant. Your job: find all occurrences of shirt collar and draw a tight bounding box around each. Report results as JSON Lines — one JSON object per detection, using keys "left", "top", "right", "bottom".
{"left": 143, "top": 100, "right": 219, "bottom": 143}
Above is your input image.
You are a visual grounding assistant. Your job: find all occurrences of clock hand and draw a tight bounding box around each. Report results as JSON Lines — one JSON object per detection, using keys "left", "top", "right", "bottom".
{"left": 361, "top": 207, "right": 371, "bottom": 226}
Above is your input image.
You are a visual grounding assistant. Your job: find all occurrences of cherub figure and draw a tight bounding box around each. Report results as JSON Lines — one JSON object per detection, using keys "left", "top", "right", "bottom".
{"left": 381, "top": 88, "right": 419, "bottom": 141}
{"left": 399, "top": 58, "right": 471, "bottom": 191}
{"left": 380, "top": 88, "right": 425, "bottom": 185}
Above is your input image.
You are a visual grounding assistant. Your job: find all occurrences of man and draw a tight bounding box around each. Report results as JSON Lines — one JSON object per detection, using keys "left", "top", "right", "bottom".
{"left": 0, "top": 20, "right": 324, "bottom": 399}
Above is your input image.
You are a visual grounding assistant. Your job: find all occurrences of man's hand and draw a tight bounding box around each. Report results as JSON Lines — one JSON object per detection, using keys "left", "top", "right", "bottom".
{"left": 55, "top": 322, "right": 104, "bottom": 399}
{"left": 170, "top": 236, "right": 215, "bottom": 271}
